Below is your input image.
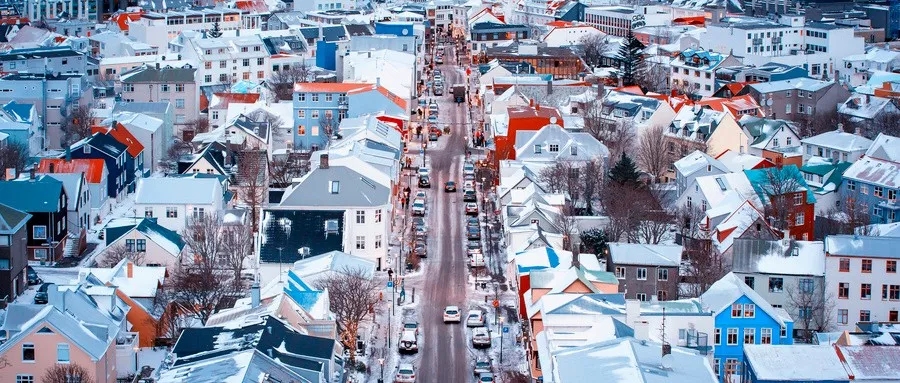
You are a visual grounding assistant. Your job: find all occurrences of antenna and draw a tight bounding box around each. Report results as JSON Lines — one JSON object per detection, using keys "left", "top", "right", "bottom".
{"left": 660, "top": 307, "right": 670, "bottom": 357}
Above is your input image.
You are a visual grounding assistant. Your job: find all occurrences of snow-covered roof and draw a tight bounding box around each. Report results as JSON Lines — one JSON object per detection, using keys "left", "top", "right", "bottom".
{"left": 749, "top": 77, "right": 833, "bottom": 94}
{"left": 744, "top": 345, "right": 849, "bottom": 381}
{"left": 715, "top": 150, "right": 769, "bottom": 172}
{"left": 731, "top": 239, "right": 825, "bottom": 276}
{"left": 607, "top": 243, "right": 683, "bottom": 267}
{"left": 700, "top": 273, "right": 790, "bottom": 327}
{"left": 865, "top": 132, "right": 900, "bottom": 162}
{"left": 135, "top": 176, "right": 222, "bottom": 205}
{"left": 825, "top": 235, "right": 900, "bottom": 259}
{"left": 801, "top": 129, "right": 873, "bottom": 153}
{"left": 157, "top": 349, "right": 309, "bottom": 383}
{"left": 712, "top": 200, "right": 771, "bottom": 254}
{"left": 839, "top": 94, "right": 895, "bottom": 120}
{"left": 838, "top": 346, "right": 900, "bottom": 380}
{"left": 510, "top": 246, "right": 573, "bottom": 274}
{"left": 674, "top": 150, "right": 728, "bottom": 177}
{"left": 80, "top": 258, "right": 166, "bottom": 299}
{"left": 291, "top": 250, "right": 375, "bottom": 286}
{"left": 862, "top": 221, "right": 900, "bottom": 237}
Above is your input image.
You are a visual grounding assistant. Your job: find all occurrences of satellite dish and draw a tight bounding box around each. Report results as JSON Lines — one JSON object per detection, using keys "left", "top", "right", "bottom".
{"left": 765, "top": 98, "right": 773, "bottom": 106}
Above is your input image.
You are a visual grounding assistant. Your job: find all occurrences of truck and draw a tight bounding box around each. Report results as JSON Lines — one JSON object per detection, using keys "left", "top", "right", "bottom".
{"left": 452, "top": 84, "right": 466, "bottom": 104}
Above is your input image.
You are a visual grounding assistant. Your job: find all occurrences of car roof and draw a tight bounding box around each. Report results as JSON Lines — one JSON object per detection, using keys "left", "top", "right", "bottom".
{"left": 399, "top": 363, "right": 414, "bottom": 369}
{"left": 445, "top": 305, "right": 459, "bottom": 310}
{"left": 413, "top": 199, "right": 425, "bottom": 204}
{"left": 468, "top": 309, "right": 482, "bottom": 314}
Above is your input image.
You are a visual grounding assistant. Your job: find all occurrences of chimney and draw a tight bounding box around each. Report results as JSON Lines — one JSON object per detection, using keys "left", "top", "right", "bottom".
{"left": 319, "top": 154, "right": 329, "bottom": 169}
{"left": 529, "top": 98, "right": 534, "bottom": 107}
{"left": 634, "top": 320, "right": 650, "bottom": 341}
{"left": 837, "top": 123, "right": 844, "bottom": 132}
{"left": 535, "top": 102, "right": 540, "bottom": 112}
{"left": 626, "top": 299, "right": 640, "bottom": 325}
{"left": 48, "top": 284, "right": 64, "bottom": 312}
{"left": 251, "top": 282, "right": 261, "bottom": 308}
{"left": 127, "top": 261, "right": 133, "bottom": 278}
{"left": 5, "top": 168, "right": 15, "bottom": 181}
{"left": 64, "top": 146, "right": 71, "bottom": 162}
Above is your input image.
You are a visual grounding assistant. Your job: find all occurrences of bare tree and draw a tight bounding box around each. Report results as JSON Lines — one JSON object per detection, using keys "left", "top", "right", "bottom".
{"left": 869, "top": 111, "right": 900, "bottom": 138}
{"left": 605, "top": 120, "right": 637, "bottom": 162}
{"left": 42, "top": 363, "right": 93, "bottom": 383}
{"left": 168, "top": 259, "right": 237, "bottom": 326}
{"left": 555, "top": 202, "right": 579, "bottom": 253}
{"left": 0, "top": 140, "right": 30, "bottom": 174}
{"left": 818, "top": 196, "right": 875, "bottom": 238}
{"left": 237, "top": 150, "right": 267, "bottom": 233}
{"left": 185, "top": 117, "right": 211, "bottom": 135}
{"left": 794, "top": 108, "right": 850, "bottom": 138}
{"left": 785, "top": 280, "right": 835, "bottom": 342}
{"left": 61, "top": 104, "right": 94, "bottom": 146}
{"left": 220, "top": 221, "right": 254, "bottom": 287}
{"left": 601, "top": 183, "right": 642, "bottom": 242}
{"left": 577, "top": 34, "right": 610, "bottom": 69}
{"left": 635, "top": 60, "right": 670, "bottom": 94}
{"left": 680, "top": 236, "right": 730, "bottom": 298}
{"left": 759, "top": 167, "right": 804, "bottom": 233}
{"left": 630, "top": 207, "right": 673, "bottom": 244}
{"left": 181, "top": 215, "right": 223, "bottom": 265}
{"left": 538, "top": 159, "right": 605, "bottom": 215}
{"left": 582, "top": 97, "right": 605, "bottom": 143}
{"left": 319, "top": 113, "right": 338, "bottom": 146}
{"left": 247, "top": 109, "right": 287, "bottom": 148}
{"left": 675, "top": 204, "right": 706, "bottom": 240}
{"left": 161, "top": 138, "right": 193, "bottom": 174}
{"left": 268, "top": 156, "right": 300, "bottom": 188}
{"left": 637, "top": 124, "right": 673, "bottom": 183}
{"left": 265, "top": 63, "right": 311, "bottom": 101}
{"left": 96, "top": 244, "right": 146, "bottom": 268}
{"left": 313, "top": 267, "right": 381, "bottom": 366}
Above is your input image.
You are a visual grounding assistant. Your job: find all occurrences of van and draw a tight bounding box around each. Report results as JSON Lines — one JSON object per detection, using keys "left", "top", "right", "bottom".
{"left": 469, "top": 252, "right": 486, "bottom": 268}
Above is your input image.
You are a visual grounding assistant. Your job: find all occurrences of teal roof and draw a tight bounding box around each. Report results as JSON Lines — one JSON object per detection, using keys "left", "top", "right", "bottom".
{"left": 0, "top": 202, "right": 31, "bottom": 234}
{"left": 105, "top": 218, "right": 185, "bottom": 252}
{"left": 0, "top": 176, "right": 65, "bottom": 213}
{"left": 800, "top": 160, "right": 852, "bottom": 194}
{"left": 744, "top": 165, "right": 816, "bottom": 204}
{"left": 283, "top": 270, "right": 323, "bottom": 313}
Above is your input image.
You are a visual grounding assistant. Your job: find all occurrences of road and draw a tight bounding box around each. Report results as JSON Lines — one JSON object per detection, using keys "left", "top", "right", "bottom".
{"left": 417, "top": 49, "right": 471, "bottom": 382}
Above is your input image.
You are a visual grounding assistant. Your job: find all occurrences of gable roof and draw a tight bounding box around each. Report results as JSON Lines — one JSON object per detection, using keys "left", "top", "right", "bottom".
{"left": 607, "top": 243, "right": 683, "bottom": 267}
{"left": 866, "top": 132, "right": 900, "bottom": 161}
{"left": 73, "top": 132, "right": 127, "bottom": 158}
{"left": 744, "top": 345, "right": 849, "bottom": 381}
{"left": 135, "top": 177, "right": 221, "bottom": 205}
{"left": 80, "top": 257, "right": 167, "bottom": 299}
{"left": 674, "top": 150, "right": 728, "bottom": 177}
{"left": 0, "top": 176, "right": 65, "bottom": 212}
{"left": 119, "top": 64, "right": 196, "bottom": 83}
{"left": 837, "top": 346, "right": 900, "bottom": 380}
{"left": 731, "top": 238, "right": 825, "bottom": 276}
{"left": 92, "top": 122, "right": 145, "bottom": 157}
{"left": 825, "top": 235, "right": 899, "bottom": 259}
{"left": 36, "top": 158, "right": 106, "bottom": 184}
{"left": 36, "top": 172, "right": 84, "bottom": 210}
{"left": 701, "top": 272, "right": 790, "bottom": 326}
{"left": 158, "top": 349, "right": 311, "bottom": 383}
{"left": 744, "top": 165, "right": 815, "bottom": 204}
{"left": 278, "top": 165, "right": 390, "bottom": 208}
{"left": 801, "top": 129, "right": 874, "bottom": 153}
{"left": 104, "top": 217, "right": 185, "bottom": 256}
{"left": 180, "top": 142, "right": 229, "bottom": 176}
{"left": 511, "top": 246, "right": 572, "bottom": 274}
{"left": 0, "top": 202, "right": 30, "bottom": 234}
{"left": 291, "top": 250, "right": 375, "bottom": 285}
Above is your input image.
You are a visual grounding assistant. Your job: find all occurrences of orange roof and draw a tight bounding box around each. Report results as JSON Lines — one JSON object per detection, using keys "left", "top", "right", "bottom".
{"left": 234, "top": 0, "right": 268, "bottom": 12}
{"left": 508, "top": 104, "right": 562, "bottom": 120}
{"left": 36, "top": 158, "right": 106, "bottom": 184}
{"left": 210, "top": 92, "right": 261, "bottom": 109}
{"left": 374, "top": 86, "right": 408, "bottom": 111}
{"left": 547, "top": 20, "right": 573, "bottom": 28}
{"left": 672, "top": 16, "right": 706, "bottom": 26}
{"left": 293, "top": 82, "right": 374, "bottom": 93}
{"left": 614, "top": 85, "right": 645, "bottom": 96}
{"left": 112, "top": 12, "right": 142, "bottom": 31}
{"left": 92, "top": 123, "right": 144, "bottom": 157}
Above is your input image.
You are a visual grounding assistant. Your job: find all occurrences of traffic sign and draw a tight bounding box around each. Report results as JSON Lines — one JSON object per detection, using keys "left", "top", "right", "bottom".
{"left": 387, "top": 281, "right": 394, "bottom": 288}
{"left": 503, "top": 326, "right": 509, "bottom": 333}
{"left": 492, "top": 300, "right": 500, "bottom": 308}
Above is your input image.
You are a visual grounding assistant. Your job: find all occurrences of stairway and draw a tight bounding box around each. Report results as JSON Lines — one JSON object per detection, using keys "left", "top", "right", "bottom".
{"left": 62, "top": 231, "right": 81, "bottom": 259}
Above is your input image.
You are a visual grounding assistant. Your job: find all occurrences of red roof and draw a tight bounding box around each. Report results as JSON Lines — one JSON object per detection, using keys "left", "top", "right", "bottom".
{"left": 614, "top": 85, "right": 646, "bottom": 96}
{"left": 672, "top": 16, "right": 706, "bottom": 26}
{"left": 546, "top": 20, "right": 573, "bottom": 28}
{"left": 111, "top": 12, "right": 142, "bottom": 31}
{"left": 507, "top": 104, "right": 562, "bottom": 120}
{"left": 92, "top": 124, "right": 145, "bottom": 157}
{"left": 36, "top": 158, "right": 106, "bottom": 184}
{"left": 210, "top": 92, "right": 262, "bottom": 109}
{"left": 234, "top": 0, "right": 267, "bottom": 12}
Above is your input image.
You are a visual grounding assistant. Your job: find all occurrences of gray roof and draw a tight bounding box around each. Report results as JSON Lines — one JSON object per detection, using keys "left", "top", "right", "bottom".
{"left": 135, "top": 177, "right": 222, "bottom": 205}
{"left": 607, "top": 243, "right": 683, "bottom": 267}
{"left": 825, "top": 235, "right": 900, "bottom": 259}
{"left": 278, "top": 165, "right": 390, "bottom": 208}
{"left": 120, "top": 64, "right": 196, "bottom": 83}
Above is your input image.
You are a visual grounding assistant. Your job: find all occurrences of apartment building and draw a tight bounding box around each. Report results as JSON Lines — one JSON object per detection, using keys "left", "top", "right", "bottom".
{"left": 670, "top": 48, "right": 742, "bottom": 97}
{"left": 584, "top": 5, "right": 671, "bottom": 37}
{"left": 169, "top": 33, "right": 270, "bottom": 87}
{"left": 119, "top": 64, "right": 198, "bottom": 130}
{"left": 128, "top": 9, "right": 245, "bottom": 49}
{"left": 0, "top": 73, "right": 89, "bottom": 150}
{"left": 825, "top": 235, "right": 900, "bottom": 326}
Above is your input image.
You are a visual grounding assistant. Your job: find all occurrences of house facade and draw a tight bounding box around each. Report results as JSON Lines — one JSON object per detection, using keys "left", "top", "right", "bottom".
{"left": 36, "top": 158, "right": 110, "bottom": 222}
{"left": 840, "top": 133, "right": 900, "bottom": 224}
{"left": 745, "top": 77, "right": 851, "bottom": 122}
{"left": 800, "top": 128, "right": 873, "bottom": 164}
{"left": 69, "top": 133, "right": 129, "bottom": 199}
{"left": 0, "top": 203, "right": 31, "bottom": 301}
{"left": 825, "top": 235, "right": 900, "bottom": 326}
{"left": 134, "top": 177, "right": 225, "bottom": 233}
{"left": 670, "top": 49, "right": 743, "bottom": 97}
{"left": 605, "top": 243, "right": 683, "bottom": 301}
{"left": 98, "top": 217, "right": 186, "bottom": 271}
{"left": 119, "top": 64, "right": 198, "bottom": 135}
{"left": 0, "top": 176, "right": 68, "bottom": 264}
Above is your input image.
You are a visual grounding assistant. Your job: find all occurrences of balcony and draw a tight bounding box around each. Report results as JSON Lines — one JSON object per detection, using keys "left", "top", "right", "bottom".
{"left": 680, "top": 330, "right": 712, "bottom": 355}
{"left": 752, "top": 38, "right": 763, "bottom": 46}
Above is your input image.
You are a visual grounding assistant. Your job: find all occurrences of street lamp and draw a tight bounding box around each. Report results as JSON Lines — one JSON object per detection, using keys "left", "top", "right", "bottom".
{"left": 378, "top": 358, "right": 385, "bottom": 383}
{"left": 499, "top": 316, "right": 505, "bottom": 363}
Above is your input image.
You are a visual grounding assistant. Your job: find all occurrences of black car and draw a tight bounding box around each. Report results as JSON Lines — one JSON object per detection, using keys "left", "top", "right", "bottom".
{"left": 463, "top": 189, "right": 477, "bottom": 202}
{"left": 34, "top": 282, "right": 52, "bottom": 304}
{"left": 445, "top": 181, "right": 457, "bottom": 192}
{"left": 418, "top": 175, "right": 431, "bottom": 188}
{"left": 26, "top": 266, "right": 42, "bottom": 285}
{"left": 467, "top": 226, "right": 481, "bottom": 240}
{"left": 413, "top": 217, "right": 426, "bottom": 227}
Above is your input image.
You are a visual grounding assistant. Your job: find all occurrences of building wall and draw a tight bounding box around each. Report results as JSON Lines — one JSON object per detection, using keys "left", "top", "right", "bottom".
{"left": 120, "top": 81, "right": 199, "bottom": 129}
{"left": 99, "top": 229, "right": 181, "bottom": 271}
{"left": 801, "top": 142, "right": 866, "bottom": 164}
{"left": 825, "top": 254, "right": 900, "bottom": 327}
{"left": 0, "top": 75, "right": 88, "bottom": 150}
{"left": 293, "top": 92, "right": 343, "bottom": 150}
{"left": 0, "top": 322, "right": 116, "bottom": 383}
{"left": 129, "top": 12, "right": 244, "bottom": 49}
{"left": 706, "top": 116, "right": 748, "bottom": 157}
{"left": 712, "top": 295, "right": 794, "bottom": 382}
{"left": 0, "top": 52, "right": 88, "bottom": 75}
{"left": 839, "top": 179, "right": 899, "bottom": 223}
{"left": 0, "top": 227, "right": 28, "bottom": 301}
{"left": 732, "top": 272, "right": 825, "bottom": 330}
{"left": 341, "top": 204, "right": 392, "bottom": 265}
{"left": 609, "top": 262, "right": 679, "bottom": 301}
{"left": 134, "top": 201, "right": 222, "bottom": 234}
{"left": 118, "top": 291, "right": 161, "bottom": 347}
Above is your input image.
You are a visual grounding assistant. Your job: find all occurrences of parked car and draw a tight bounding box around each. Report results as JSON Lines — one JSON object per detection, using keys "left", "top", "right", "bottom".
{"left": 466, "top": 309, "right": 486, "bottom": 327}
{"left": 472, "top": 327, "right": 491, "bottom": 348}
{"left": 414, "top": 242, "right": 427, "bottom": 258}
{"left": 467, "top": 240, "right": 481, "bottom": 252}
{"left": 415, "top": 190, "right": 427, "bottom": 201}
{"left": 435, "top": 55, "right": 444, "bottom": 64}
{"left": 444, "top": 181, "right": 457, "bottom": 192}
{"left": 396, "top": 363, "right": 416, "bottom": 383}
{"left": 443, "top": 306, "right": 462, "bottom": 323}
{"left": 463, "top": 180, "right": 475, "bottom": 190}
{"left": 478, "top": 372, "right": 495, "bottom": 383}
{"left": 429, "top": 132, "right": 439, "bottom": 141}
{"left": 399, "top": 329, "right": 418, "bottom": 353}
{"left": 473, "top": 357, "right": 492, "bottom": 376}
{"left": 433, "top": 85, "right": 443, "bottom": 96}
{"left": 418, "top": 175, "right": 431, "bottom": 188}
{"left": 469, "top": 251, "right": 486, "bottom": 268}
{"left": 465, "top": 202, "right": 479, "bottom": 215}
{"left": 26, "top": 266, "right": 42, "bottom": 285}
{"left": 413, "top": 217, "right": 426, "bottom": 227}
{"left": 403, "top": 321, "right": 420, "bottom": 336}
{"left": 428, "top": 103, "right": 439, "bottom": 113}
{"left": 463, "top": 189, "right": 477, "bottom": 202}
{"left": 463, "top": 163, "right": 476, "bottom": 176}
{"left": 418, "top": 166, "right": 430, "bottom": 177}
{"left": 34, "top": 282, "right": 52, "bottom": 304}
{"left": 466, "top": 226, "right": 481, "bottom": 240}
{"left": 412, "top": 199, "right": 426, "bottom": 216}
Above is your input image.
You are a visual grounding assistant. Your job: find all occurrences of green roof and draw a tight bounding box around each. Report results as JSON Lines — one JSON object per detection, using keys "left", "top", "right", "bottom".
{"left": 0, "top": 202, "right": 31, "bottom": 234}
{"left": 0, "top": 176, "right": 65, "bottom": 213}
{"left": 801, "top": 161, "right": 852, "bottom": 194}
{"left": 105, "top": 218, "right": 185, "bottom": 253}
{"left": 581, "top": 268, "right": 619, "bottom": 285}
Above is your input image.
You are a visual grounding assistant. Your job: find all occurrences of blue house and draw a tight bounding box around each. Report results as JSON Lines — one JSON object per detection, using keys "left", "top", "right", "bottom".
{"left": 293, "top": 83, "right": 407, "bottom": 150}
{"left": 69, "top": 133, "right": 129, "bottom": 198}
{"left": 0, "top": 100, "right": 40, "bottom": 154}
{"left": 701, "top": 272, "right": 794, "bottom": 382}
{"left": 840, "top": 133, "right": 900, "bottom": 224}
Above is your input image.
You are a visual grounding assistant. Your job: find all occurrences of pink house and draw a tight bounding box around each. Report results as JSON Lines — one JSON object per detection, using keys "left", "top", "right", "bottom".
{"left": 0, "top": 284, "right": 133, "bottom": 383}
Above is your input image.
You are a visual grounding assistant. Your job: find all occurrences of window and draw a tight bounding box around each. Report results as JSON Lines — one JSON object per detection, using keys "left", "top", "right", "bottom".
{"left": 769, "top": 277, "right": 784, "bottom": 293}
{"left": 799, "top": 306, "right": 812, "bottom": 319}
{"left": 793, "top": 193, "right": 803, "bottom": 206}
{"left": 726, "top": 328, "right": 738, "bottom": 345}
{"left": 635, "top": 293, "right": 648, "bottom": 301}
{"left": 175, "top": 98, "right": 185, "bottom": 109}
{"left": 799, "top": 278, "right": 814, "bottom": 293}
{"left": 839, "top": 258, "right": 850, "bottom": 272}
{"left": 375, "top": 209, "right": 382, "bottom": 223}
{"left": 312, "top": 94, "right": 319, "bottom": 102}
{"left": 570, "top": 146, "right": 577, "bottom": 156}
{"left": 16, "top": 376, "right": 33, "bottom": 383}
{"left": 166, "top": 207, "right": 177, "bottom": 218}
{"left": 356, "top": 210, "right": 365, "bottom": 224}
{"left": 144, "top": 207, "right": 153, "bottom": 217}
{"left": 838, "top": 309, "right": 848, "bottom": 325}
{"left": 355, "top": 236, "right": 365, "bottom": 250}
{"left": 22, "top": 343, "right": 34, "bottom": 361}
{"left": 861, "top": 184, "right": 869, "bottom": 195}
{"left": 714, "top": 328, "right": 721, "bottom": 345}
{"left": 123, "top": 84, "right": 134, "bottom": 92}
{"left": 298, "top": 93, "right": 306, "bottom": 101}
{"left": 57, "top": 343, "right": 69, "bottom": 363}
{"left": 160, "top": 84, "right": 170, "bottom": 92}
{"left": 330, "top": 181, "right": 340, "bottom": 194}
{"left": 890, "top": 189, "right": 897, "bottom": 200}
{"left": 761, "top": 328, "right": 772, "bottom": 344}
{"left": 311, "top": 110, "right": 319, "bottom": 119}
{"left": 257, "top": 57, "right": 264, "bottom": 65}
{"left": 242, "top": 58, "right": 250, "bottom": 67}
{"left": 860, "top": 310, "right": 871, "bottom": 322}
{"left": 657, "top": 268, "right": 668, "bottom": 281}
{"left": 744, "top": 276, "right": 755, "bottom": 289}
{"left": 861, "top": 283, "right": 872, "bottom": 299}
{"left": 125, "top": 239, "right": 135, "bottom": 251}
{"left": 533, "top": 145, "right": 541, "bottom": 154}
{"left": 862, "top": 259, "right": 872, "bottom": 273}
{"left": 744, "top": 328, "right": 755, "bottom": 344}
{"left": 636, "top": 268, "right": 647, "bottom": 280}
{"left": 888, "top": 260, "right": 897, "bottom": 273}
{"left": 744, "top": 304, "right": 755, "bottom": 318}
{"left": 136, "top": 239, "right": 146, "bottom": 252}
{"left": 615, "top": 267, "right": 626, "bottom": 279}
{"left": 875, "top": 186, "right": 884, "bottom": 198}
{"left": 204, "top": 74, "right": 212, "bottom": 83}
{"left": 890, "top": 285, "right": 900, "bottom": 300}
{"left": 33, "top": 225, "right": 47, "bottom": 240}
{"left": 794, "top": 212, "right": 804, "bottom": 226}
{"left": 847, "top": 180, "right": 856, "bottom": 191}
{"left": 0, "top": 235, "right": 8, "bottom": 247}
{"left": 839, "top": 282, "right": 849, "bottom": 299}
{"left": 731, "top": 303, "right": 743, "bottom": 318}
{"left": 325, "top": 94, "right": 333, "bottom": 102}
{"left": 549, "top": 144, "right": 559, "bottom": 152}
{"left": 192, "top": 207, "right": 205, "bottom": 220}
{"left": 892, "top": 311, "right": 900, "bottom": 322}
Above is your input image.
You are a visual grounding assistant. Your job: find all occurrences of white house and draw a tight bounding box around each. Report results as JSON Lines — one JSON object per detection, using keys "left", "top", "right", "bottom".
{"left": 673, "top": 150, "right": 729, "bottom": 198}
{"left": 825, "top": 235, "right": 900, "bottom": 326}
{"left": 515, "top": 123, "right": 610, "bottom": 166}
{"left": 800, "top": 127, "right": 873, "bottom": 164}
{"left": 112, "top": 112, "right": 165, "bottom": 174}
{"left": 670, "top": 48, "right": 742, "bottom": 97}
{"left": 134, "top": 177, "right": 225, "bottom": 233}
{"left": 542, "top": 24, "right": 606, "bottom": 48}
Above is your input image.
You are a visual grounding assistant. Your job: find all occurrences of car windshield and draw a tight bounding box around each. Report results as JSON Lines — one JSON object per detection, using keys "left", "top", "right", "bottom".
{"left": 399, "top": 368, "right": 414, "bottom": 374}
{"left": 446, "top": 310, "right": 458, "bottom": 315}
{"left": 405, "top": 323, "right": 416, "bottom": 328}
{"left": 468, "top": 313, "right": 479, "bottom": 318}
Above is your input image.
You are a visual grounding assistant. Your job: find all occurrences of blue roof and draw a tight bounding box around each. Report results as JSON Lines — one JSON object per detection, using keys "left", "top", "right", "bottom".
{"left": 744, "top": 165, "right": 816, "bottom": 204}
{"left": 515, "top": 246, "right": 561, "bottom": 273}
{"left": 0, "top": 176, "right": 65, "bottom": 213}
{"left": 2, "top": 101, "right": 34, "bottom": 122}
{"left": 284, "top": 270, "right": 323, "bottom": 313}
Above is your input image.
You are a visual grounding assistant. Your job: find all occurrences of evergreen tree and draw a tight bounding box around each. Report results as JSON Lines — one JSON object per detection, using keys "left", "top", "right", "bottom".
{"left": 580, "top": 227, "right": 609, "bottom": 255}
{"left": 209, "top": 21, "right": 223, "bottom": 38}
{"left": 616, "top": 29, "right": 645, "bottom": 87}
{"left": 608, "top": 152, "right": 641, "bottom": 186}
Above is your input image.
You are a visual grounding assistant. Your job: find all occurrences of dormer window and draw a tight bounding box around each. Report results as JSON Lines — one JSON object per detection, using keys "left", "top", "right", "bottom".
{"left": 570, "top": 146, "right": 577, "bottom": 156}
{"left": 330, "top": 181, "right": 340, "bottom": 194}
{"left": 549, "top": 144, "right": 559, "bottom": 153}
{"left": 534, "top": 145, "right": 541, "bottom": 154}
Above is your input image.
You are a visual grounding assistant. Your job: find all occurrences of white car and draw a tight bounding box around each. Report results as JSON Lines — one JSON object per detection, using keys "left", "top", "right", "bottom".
{"left": 412, "top": 199, "right": 426, "bottom": 216}
{"left": 396, "top": 363, "right": 416, "bottom": 383}
{"left": 463, "top": 163, "right": 476, "bottom": 176}
{"left": 399, "top": 330, "right": 418, "bottom": 353}
{"left": 415, "top": 190, "right": 427, "bottom": 201}
{"left": 466, "top": 310, "right": 486, "bottom": 327}
{"left": 418, "top": 166, "right": 430, "bottom": 177}
{"left": 472, "top": 327, "right": 491, "bottom": 348}
{"left": 478, "top": 372, "right": 495, "bottom": 383}
{"left": 463, "top": 180, "right": 475, "bottom": 190}
{"left": 443, "top": 306, "right": 461, "bottom": 323}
